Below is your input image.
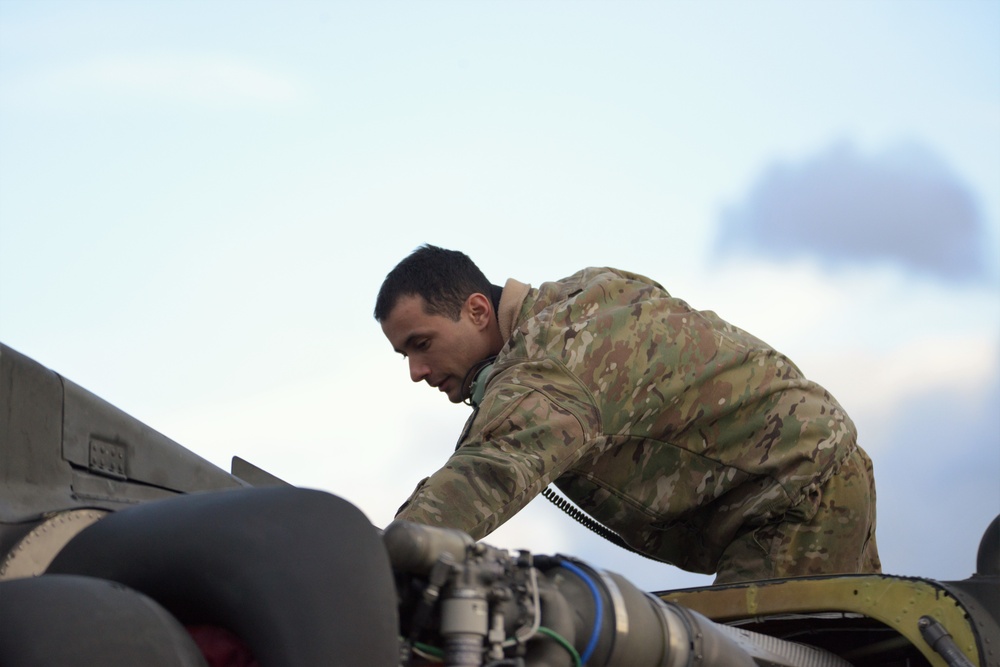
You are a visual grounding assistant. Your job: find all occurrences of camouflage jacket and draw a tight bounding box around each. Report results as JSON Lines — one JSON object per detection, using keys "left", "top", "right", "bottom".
{"left": 396, "top": 268, "right": 857, "bottom": 573}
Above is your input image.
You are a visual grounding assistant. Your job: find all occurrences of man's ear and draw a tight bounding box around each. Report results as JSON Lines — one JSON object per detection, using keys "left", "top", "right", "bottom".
{"left": 464, "top": 293, "right": 493, "bottom": 330}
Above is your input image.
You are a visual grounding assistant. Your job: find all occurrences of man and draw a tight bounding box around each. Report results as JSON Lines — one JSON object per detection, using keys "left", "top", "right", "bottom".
{"left": 375, "top": 245, "right": 880, "bottom": 583}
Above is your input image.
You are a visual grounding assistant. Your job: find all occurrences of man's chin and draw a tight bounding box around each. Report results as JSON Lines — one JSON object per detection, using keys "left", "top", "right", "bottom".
{"left": 435, "top": 378, "right": 464, "bottom": 403}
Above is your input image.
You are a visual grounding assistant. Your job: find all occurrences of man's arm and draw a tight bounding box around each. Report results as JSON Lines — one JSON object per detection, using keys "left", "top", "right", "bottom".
{"left": 395, "top": 382, "right": 595, "bottom": 539}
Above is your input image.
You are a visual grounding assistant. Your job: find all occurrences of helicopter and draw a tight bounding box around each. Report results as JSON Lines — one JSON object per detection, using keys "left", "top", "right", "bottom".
{"left": 0, "top": 341, "right": 996, "bottom": 666}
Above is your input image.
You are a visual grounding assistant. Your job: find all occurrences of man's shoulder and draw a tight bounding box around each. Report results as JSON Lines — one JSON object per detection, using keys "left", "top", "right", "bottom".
{"left": 506, "top": 266, "right": 673, "bottom": 369}
{"left": 542, "top": 266, "right": 666, "bottom": 293}
{"left": 553, "top": 266, "right": 664, "bottom": 288}
{"left": 531, "top": 267, "right": 670, "bottom": 314}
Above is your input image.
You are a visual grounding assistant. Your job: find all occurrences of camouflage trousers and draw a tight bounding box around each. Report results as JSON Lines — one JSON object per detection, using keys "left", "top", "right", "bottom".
{"left": 714, "top": 446, "right": 881, "bottom": 584}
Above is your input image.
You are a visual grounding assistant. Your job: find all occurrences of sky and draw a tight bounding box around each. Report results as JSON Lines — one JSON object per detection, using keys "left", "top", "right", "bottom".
{"left": 1, "top": 0, "right": 998, "bottom": 591}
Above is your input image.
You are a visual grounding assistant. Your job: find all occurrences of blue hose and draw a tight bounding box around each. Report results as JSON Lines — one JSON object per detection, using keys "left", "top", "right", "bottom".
{"left": 558, "top": 560, "right": 602, "bottom": 665}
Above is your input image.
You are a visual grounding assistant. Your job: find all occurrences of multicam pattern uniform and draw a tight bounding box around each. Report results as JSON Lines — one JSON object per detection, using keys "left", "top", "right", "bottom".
{"left": 396, "top": 268, "right": 880, "bottom": 582}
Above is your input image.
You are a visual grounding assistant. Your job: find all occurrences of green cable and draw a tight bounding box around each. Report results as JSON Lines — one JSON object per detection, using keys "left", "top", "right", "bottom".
{"left": 410, "top": 640, "right": 444, "bottom": 661}
{"left": 408, "top": 630, "right": 581, "bottom": 667}
{"left": 537, "top": 626, "right": 582, "bottom": 667}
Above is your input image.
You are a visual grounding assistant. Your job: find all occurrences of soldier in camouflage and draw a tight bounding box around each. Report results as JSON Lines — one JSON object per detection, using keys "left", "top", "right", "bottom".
{"left": 375, "top": 245, "right": 880, "bottom": 583}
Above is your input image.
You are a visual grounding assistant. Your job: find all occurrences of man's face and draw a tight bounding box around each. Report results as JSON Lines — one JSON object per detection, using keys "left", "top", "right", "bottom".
{"left": 381, "top": 293, "right": 493, "bottom": 403}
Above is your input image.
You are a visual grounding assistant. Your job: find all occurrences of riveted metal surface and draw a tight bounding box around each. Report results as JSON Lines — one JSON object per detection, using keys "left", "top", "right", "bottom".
{"left": 659, "top": 575, "right": 984, "bottom": 667}
{"left": 89, "top": 438, "right": 128, "bottom": 480}
{"left": 0, "top": 509, "right": 108, "bottom": 580}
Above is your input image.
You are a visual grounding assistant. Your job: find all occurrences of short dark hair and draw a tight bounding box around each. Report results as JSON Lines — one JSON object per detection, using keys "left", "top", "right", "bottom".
{"left": 374, "top": 245, "right": 492, "bottom": 322}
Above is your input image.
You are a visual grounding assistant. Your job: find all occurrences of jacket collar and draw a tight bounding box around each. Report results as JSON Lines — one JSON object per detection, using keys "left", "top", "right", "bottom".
{"left": 460, "top": 278, "right": 531, "bottom": 406}
{"left": 497, "top": 278, "right": 530, "bottom": 345}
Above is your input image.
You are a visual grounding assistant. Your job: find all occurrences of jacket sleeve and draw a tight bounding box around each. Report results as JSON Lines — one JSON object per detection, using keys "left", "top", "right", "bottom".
{"left": 395, "top": 373, "right": 598, "bottom": 540}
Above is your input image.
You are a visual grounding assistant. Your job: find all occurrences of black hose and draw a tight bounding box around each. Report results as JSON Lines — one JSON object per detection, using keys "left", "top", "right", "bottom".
{"left": 541, "top": 487, "right": 668, "bottom": 562}
{"left": 918, "top": 616, "right": 976, "bottom": 667}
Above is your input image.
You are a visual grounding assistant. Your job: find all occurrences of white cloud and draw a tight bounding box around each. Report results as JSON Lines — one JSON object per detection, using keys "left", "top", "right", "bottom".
{"left": 819, "top": 334, "right": 997, "bottom": 414}
{"left": 148, "top": 338, "right": 471, "bottom": 527}
{"left": 4, "top": 54, "right": 306, "bottom": 110}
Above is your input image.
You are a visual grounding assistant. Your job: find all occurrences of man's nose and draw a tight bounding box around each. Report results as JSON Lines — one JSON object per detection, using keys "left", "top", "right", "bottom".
{"left": 409, "top": 358, "right": 430, "bottom": 383}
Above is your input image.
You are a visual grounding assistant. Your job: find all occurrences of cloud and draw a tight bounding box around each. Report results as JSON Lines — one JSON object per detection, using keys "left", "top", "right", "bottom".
{"left": 715, "top": 140, "right": 991, "bottom": 283}
{"left": 818, "top": 333, "right": 998, "bottom": 423}
{"left": 3, "top": 54, "right": 305, "bottom": 111}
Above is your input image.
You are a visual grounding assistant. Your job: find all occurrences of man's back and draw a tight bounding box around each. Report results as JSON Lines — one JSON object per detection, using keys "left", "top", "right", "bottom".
{"left": 477, "top": 267, "right": 860, "bottom": 572}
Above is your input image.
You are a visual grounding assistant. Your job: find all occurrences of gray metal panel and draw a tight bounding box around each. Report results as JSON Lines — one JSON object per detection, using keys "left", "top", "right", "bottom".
{"left": 62, "top": 377, "right": 244, "bottom": 495}
{"left": 1, "top": 343, "right": 246, "bottom": 523}
{"left": 231, "top": 456, "right": 291, "bottom": 487}
{"left": 0, "top": 344, "right": 75, "bottom": 521}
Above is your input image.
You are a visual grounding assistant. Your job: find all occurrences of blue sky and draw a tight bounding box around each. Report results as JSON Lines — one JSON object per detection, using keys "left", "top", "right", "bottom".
{"left": 1, "top": 0, "right": 998, "bottom": 590}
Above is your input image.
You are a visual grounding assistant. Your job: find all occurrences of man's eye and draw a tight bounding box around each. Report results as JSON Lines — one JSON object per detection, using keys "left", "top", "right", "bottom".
{"left": 415, "top": 340, "right": 429, "bottom": 351}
